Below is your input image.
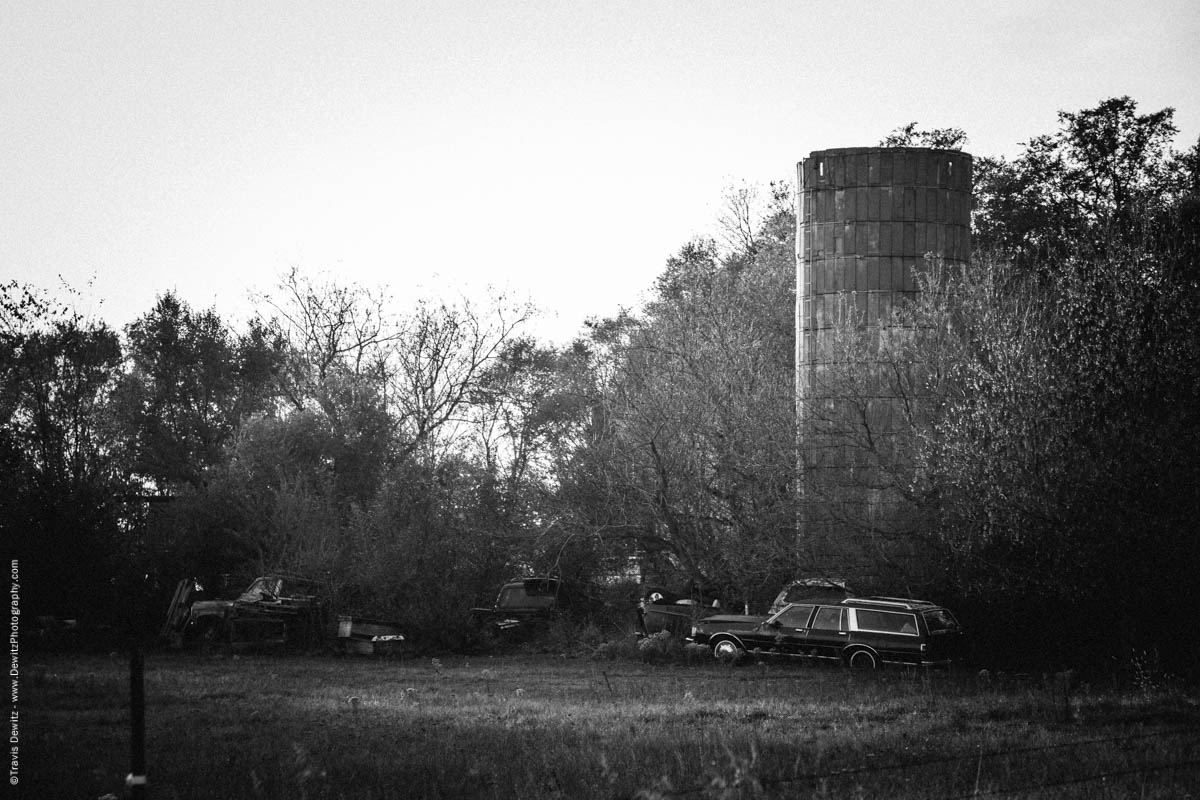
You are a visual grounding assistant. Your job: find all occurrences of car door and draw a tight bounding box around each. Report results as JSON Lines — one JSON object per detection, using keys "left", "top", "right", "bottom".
{"left": 752, "top": 603, "right": 815, "bottom": 655}
{"left": 804, "top": 605, "right": 849, "bottom": 662}
{"left": 849, "top": 609, "right": 922, "bottom": 664}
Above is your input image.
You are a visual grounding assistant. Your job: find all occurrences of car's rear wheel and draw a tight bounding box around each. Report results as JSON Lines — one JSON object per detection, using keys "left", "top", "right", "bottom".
{"left": 712, "top": 638, "right": 744, "bottom": 662}
{"left": 847, "top": 648, "right": 878, "bottom": 670}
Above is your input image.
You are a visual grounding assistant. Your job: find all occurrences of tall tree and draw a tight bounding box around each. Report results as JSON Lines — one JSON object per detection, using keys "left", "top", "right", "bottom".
{"left": 885, "top": 93, "right": 1200, "bottom": 665}
{"left": 973, "top": 96, "right": 1190, "bottom": 267}
{"left": 112, "top": 293, "right": 286, "bottom": 491}
{"left": 1, "top": 281, "right": 125, "bottom": 618}
{"left": 257, "top": 270, "right": 533, "bottom": 472}
{"left": 566, "top": 191, "right": 798, "bottom": 608}
{"left": 388, "top": 295, "right": 533, "bottom": 462}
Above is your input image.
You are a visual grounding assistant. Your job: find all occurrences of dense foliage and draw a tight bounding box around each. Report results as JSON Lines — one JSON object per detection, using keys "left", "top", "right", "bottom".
{"left": 897, "top": 98, "right": 1199, "bottom": 668}
{"left": 5, "top": 97, "right": 1198, "bottom": 670}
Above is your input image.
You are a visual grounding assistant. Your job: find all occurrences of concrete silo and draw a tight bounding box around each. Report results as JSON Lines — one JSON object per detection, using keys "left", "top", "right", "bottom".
{"left": 794, "top": 146, "right": 972, "bottom": 583}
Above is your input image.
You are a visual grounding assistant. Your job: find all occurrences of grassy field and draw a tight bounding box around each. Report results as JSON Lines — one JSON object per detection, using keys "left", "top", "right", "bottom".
{"left": 22, "top": 648, "right": 1200, "bottom": 799}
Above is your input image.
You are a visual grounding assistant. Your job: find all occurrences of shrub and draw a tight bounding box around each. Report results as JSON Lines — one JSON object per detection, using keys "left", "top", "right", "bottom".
{"left": 636, "top": 630, "right": 686, "bottom": 663}
{"left": 592, "top": 637, "right": 641, "bottom": 661}
{"left": 684, "top": 641, "right": 712, "bottom": 663}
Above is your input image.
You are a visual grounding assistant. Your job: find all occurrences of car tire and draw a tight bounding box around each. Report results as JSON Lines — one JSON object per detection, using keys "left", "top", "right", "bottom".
{"left": 712, "top": 638, "right": 744, "bottom": 663}
{"left": 847, "top": 649, "right": 878, "bottom": 670}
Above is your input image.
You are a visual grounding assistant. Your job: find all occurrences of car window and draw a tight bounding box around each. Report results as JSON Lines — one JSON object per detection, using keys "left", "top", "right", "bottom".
{"left": 238, "top": 578, "right": 275, "bottom": 602}
{"left": 774, "top": 604, "right": 815, "bottom": 628}
{"left": 784, "top": 586, "right": 813, "bottom": 603}
{"left": 854, "top": 609, "right": 919, "bottom": 635}
{"left": 922, "top": 609, "right": 959, "bottom": 633}
{"left": 499, "top": 586, "right": 555, "bottom": 609}
{"left": 277, "top": 579, "right": 312, "bottom": 597}
{"left": 810, "top": 606, "right": 846, "bottom": 631}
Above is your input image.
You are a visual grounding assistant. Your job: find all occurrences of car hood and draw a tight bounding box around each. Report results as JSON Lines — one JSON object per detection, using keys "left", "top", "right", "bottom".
{"left": 696, "top": 614, "right": 765, "bottom": 626}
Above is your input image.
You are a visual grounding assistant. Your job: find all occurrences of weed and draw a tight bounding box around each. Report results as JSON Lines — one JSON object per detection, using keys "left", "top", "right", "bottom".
{"left": 1130, "top": 648, "right": 1177, "bottom": 696}
{"left": 22, "top": 653, "right": 1200, "bottom": 799}
{"left": 592, "top": 637, "right": 640, "bottom": 661}
{"left": 480, "top": 666, "right": 497, "bottom": 695}
{"left": 699, "top": 741, "right": 766, "bottom": 800}
{"left": 636, "top": 630, "right": 683, "bottom": 663}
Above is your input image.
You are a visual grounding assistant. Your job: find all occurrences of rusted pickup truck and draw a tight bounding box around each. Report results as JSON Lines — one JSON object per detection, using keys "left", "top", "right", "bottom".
{"left": 161, "top": 574, "right": 405, "bottom": 654}
{"left": 470, "top": 577, "right": 571, "bottom": 635}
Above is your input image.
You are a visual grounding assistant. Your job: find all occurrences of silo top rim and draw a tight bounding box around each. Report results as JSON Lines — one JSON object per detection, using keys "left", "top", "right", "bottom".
{"left": 803, "top": 146, "right": 972, "bottom": 159}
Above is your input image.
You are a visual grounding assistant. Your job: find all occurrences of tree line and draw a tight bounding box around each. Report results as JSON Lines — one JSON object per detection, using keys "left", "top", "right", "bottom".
{"left": 4, "top": 96, "right": 1198, "bottom": 669}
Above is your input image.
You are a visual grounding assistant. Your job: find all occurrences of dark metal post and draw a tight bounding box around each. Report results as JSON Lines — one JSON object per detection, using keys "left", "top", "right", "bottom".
{"left": 128, "top": 647, "right": 147, "bottom": 798}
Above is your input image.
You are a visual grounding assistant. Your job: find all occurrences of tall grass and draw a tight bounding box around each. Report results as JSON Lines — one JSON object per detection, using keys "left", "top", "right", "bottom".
{"left": 23, "top": 652, "right": 1200, "bottom": 799}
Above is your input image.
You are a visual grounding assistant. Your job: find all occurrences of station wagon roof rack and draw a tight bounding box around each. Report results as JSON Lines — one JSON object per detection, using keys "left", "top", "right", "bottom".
{"left": 843, "top": 596, "right": 936, "bottom": 610}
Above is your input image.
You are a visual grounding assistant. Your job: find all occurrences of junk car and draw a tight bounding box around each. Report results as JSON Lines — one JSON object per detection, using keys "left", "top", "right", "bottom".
{"left": 767, "top": 577, "right": 854, "bottom": 614}
{"left": 637, "top": 586, "right": 724, "bottom": 638}
{"left": 470, "top": 577, "right": 573, "bottom": 635}
{"left": 162, "top": 574, "right": 404, "bottom": 653}
{"left": 689, "top": 596, "right": 962, "bottom": 669}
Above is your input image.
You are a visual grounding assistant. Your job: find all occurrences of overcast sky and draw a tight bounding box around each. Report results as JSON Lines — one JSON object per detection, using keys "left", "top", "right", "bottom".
{"left": 4, "top": 1, "right": 1198, "bottom": 343}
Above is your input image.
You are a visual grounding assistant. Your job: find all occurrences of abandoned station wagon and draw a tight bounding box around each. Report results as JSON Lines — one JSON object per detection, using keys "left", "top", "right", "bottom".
{"left": 688, "top": 596, "right": 962, "bottom": 669}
